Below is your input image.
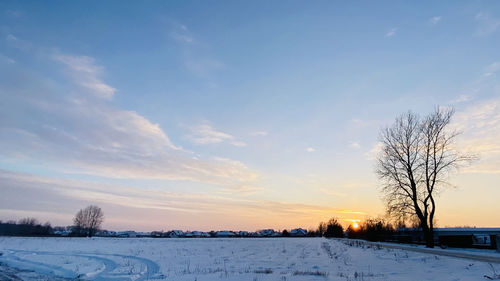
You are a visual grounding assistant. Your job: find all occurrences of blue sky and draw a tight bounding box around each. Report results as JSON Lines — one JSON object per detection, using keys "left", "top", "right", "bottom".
{"left": 1, "top": 1, "right": 500, "bottom": 231}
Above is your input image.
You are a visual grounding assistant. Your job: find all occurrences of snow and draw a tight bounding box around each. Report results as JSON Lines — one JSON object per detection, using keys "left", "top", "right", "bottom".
{"left": 1, "top": 237, "right": 500, "bottom": 280}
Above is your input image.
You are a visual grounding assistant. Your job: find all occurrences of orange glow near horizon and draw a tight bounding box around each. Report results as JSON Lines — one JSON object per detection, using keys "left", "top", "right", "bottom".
{"left": 345, "top": 219, "right": 362, "bottom": 229}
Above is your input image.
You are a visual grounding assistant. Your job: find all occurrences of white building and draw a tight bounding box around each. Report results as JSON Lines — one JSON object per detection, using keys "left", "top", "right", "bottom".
{"left": 117, "top": 231, "right": 136, "bottom": 238}
{"left": 168, "top": 230, "right": 185, "bottom": 238}
{"left": 216, "top": 231, "right": 236, "bottom": 237}
{"left": 290, "top": 228, "right": 307, "bottom": 237}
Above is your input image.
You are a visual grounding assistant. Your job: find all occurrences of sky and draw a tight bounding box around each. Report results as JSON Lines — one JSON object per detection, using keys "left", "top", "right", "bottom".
{"left": 1, "top": 1, "right": 500, "bottom": 231}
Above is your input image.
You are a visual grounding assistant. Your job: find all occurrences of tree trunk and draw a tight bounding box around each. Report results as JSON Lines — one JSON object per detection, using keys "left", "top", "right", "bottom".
{"left": 422, "top": 224, "right": 434, "bottom": 248}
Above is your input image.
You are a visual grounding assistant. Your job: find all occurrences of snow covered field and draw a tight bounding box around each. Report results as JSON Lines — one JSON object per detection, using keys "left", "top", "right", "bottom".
{"left": 1, "top": 237, "right": 499, "bottom": 281}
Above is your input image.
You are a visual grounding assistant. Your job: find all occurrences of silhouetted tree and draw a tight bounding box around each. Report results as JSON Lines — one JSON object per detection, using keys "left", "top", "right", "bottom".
{"left": 318, "top": 222, "right": 327, "bottom": 236}
{"left": 41, "top": 222, "right": 53, "bottom": 235}
{"left": 318, "top": 218, "right": 344, "bottom": 238}
{"left": 18, "top": 217, "right": 38, "bottom": 226}
{"left": 324, "top": 218, "right": 344, "bottom": 238}
{"left": 0, "top": 220, "right": 18, "bottom": 236}
{"left": 18, "top": 217, "right": 38, "bottom": 235}
{"left": 347, "top": 224, "right": 363, "bottom": 239}
{"left": 376, "top": 108, "right": 474, "bottom": 247}
{"left": 363, "top": 218, "right": 395, "bottom": 242}
{"left": 73, "top": 205, "right": 104, "bottom": 237}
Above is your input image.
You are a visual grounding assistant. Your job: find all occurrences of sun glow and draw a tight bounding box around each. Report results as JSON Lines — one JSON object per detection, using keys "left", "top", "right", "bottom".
{"left": 352, "top": 222, "right": 359, "bottom": 229}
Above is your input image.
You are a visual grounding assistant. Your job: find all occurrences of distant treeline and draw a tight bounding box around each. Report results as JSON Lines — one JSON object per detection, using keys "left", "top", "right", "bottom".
{"left": 344, "top": 218, "right": 397, "bottom": 242}
{"left": 313, "top": 217, "right": 399, "bottom": 242}
{"left": 0, "top": 218, "right": 53, "bottom": 236}
{"left": 0, "top": 216, "right": 397, "bottom": 241}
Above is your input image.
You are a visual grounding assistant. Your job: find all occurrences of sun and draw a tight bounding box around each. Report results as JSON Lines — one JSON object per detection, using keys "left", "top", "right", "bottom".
{"left": 352, "top": 222, "right": 359, "bottom": 229}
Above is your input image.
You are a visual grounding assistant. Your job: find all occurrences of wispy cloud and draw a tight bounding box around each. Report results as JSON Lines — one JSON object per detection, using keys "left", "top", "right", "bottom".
{"left": 365, "top": 142, "right": 383, "bottom": 160}
{"left": 349, "top": 141, "right": 361, "bottom": 149}
{"left": 475, "top": 12, "right": 500, "bottom": 36}
{"left": 169, "top": 22, "right": 194, "bottom": 44}
{"left": 5, "top": 34, "right": 32, "bottom": 51}
{"left": 188, "top": 121, "right": 246, "bottom": 147}
{"left": 350, "top": 118, "right": 369, "bottom": 127}
{"left": 6, "top": 34, "right": 17, "bottom": 41}
{"left": 0, "top": 170, "right": 365, "bottom": 230}
{"left": 429, "top": 16, "right": 442, "bottom": 25}
{"left": 483, "top": 61, "right": 500, "bottom": 77}
{"left": 487, "top": 62, "right": 500, "bottom": 72}
{"left": 249, "top": 131, "right": 268, "bottom": 137}
{"left": 53, "top": 54, "right": 116, "bottom": 99}
{"left": 318, "top": 188, "right": 347, "bottom": 197}
{"left": 453, "top": 98, "right": 500, "bottom": 173}
{"left": 450, "top": 94, "right": 473, "bottom": 104}
{"left": 5, "top": 9, "right": 21, "bottom": 18}
{"left": 0, "top": 54, "right": 15, "bottom": 64}
{"left": 291, "top": 175, "right": 372, "bottom": 193}
{"left": 484, "top": 61, "right": 500, "bottom": 76}
{"left": 384, "top": 28, "right": 397, "bottom": 38}
{"left": 169, "top": 22, "right": 224, "bottom": 82}
{"left": 184, "top": 58, "right": 225, "bottom": 79}
{"left": 0, "top": 50, "right": 257, "bottom": 190}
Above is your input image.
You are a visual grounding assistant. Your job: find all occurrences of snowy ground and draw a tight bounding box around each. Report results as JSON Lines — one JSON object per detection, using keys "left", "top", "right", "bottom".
{"left": 1, "top": 237, "right": 500, "bottom": 281}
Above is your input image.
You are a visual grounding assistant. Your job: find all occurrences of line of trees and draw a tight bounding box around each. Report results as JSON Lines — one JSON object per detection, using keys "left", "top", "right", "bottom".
{"left": 313, "top": 217, "right": 411, "bottom": 242}
{"left": 317, "top": 218, "right": 344, "bottom": 238}
{"left": 0, "top": 205, "right": 104, "bottom": 237}
{"left": 0, "top": 218, "right": 53, "bottom": 236}
{"left": 346, "top": 218, "right": 397, "bottom": 241}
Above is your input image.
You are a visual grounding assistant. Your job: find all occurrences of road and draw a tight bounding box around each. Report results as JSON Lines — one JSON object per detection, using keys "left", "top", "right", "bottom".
{"left": 336, "top": 238, "right": 500, "bottom": 264}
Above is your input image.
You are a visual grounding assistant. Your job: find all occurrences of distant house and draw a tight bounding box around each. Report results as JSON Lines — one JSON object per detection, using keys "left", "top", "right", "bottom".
{"left": 117, "top": 231, "right": 136, "bottom": 238}
{"left": 290, "top": 228, "right": 307, "bottom": 237}
{"left": 95, "top": 230, "right": 111, "bottom": 237}
{"left": 95, "top": 230, "right": 117, "bottom": 237}
{"left": 168, "top": 230, "right": 185, "bottom": 238}
{"left": 238, "top": 231, "right": 249, "bottom": 237}
{"left": 190, "top": 231, "right": 210, "bottom": 238}
{"left": 53, "top": 226, "right": 73, "bottom": 236}
{"left": 216, "top": 231, "right": 236, "bottom": 237}
{"left": 54, "top": 229, "right": 71, "bottom": 236}
{"left": 151, "top": 231, "right": 163, "bottom": 238}
{"left": 183, "top": 231, "right": 210, "bottom": 238}
{"left": 259, "top": 229, "right": 280, "bottom": 237}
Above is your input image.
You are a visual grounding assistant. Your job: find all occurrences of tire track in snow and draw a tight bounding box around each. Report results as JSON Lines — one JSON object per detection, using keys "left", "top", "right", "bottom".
{"left": 0, "top": 249, "right": 160, "bottom": 280}
{"left": 0, "top": 250, "right": 77, "bottom": 278}
{"left": 102, "top": 253, "right": 160, "bottom": 281}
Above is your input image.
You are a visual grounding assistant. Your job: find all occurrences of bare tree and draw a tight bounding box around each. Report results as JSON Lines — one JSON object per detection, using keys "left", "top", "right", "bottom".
{"left": 73, "top": 205, "right": 104, "bottom": 237}
{"left": 18, "top": 217, "right": 38, "bottom": 226}
{"left": 376, "top": 108, "right": 474, "bottom": 248}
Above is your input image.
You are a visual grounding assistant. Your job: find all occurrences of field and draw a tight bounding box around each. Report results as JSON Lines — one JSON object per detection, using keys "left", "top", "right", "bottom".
{"left": 1, "top": 237, "right": 499, "bottom": 281}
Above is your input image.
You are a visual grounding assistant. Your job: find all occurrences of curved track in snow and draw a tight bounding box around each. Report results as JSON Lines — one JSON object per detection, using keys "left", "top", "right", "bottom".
{"left": 0, "top": 249, "right": 160, "bottom": 280}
